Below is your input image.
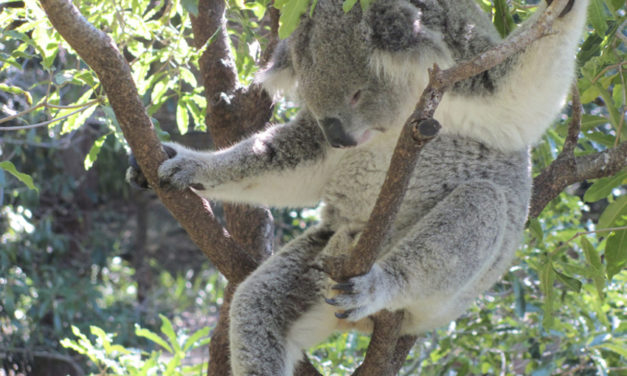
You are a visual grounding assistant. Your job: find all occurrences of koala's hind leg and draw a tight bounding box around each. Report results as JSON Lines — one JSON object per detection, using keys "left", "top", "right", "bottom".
{"left": 229, "top": 227, "right": 338, "bottom": 376}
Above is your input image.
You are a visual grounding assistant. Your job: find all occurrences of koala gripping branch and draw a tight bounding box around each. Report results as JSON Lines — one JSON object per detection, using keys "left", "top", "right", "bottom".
{"left": 321, "top": 0, "right": 573, "bottom": 374}
{"left": 322, "top": 0, "right": 573, "bottom": 281}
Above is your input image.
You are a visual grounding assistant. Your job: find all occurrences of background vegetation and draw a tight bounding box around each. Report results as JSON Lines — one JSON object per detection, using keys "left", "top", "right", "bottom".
{"left": 0, "top": 0, "right": 625, "bottom": 375}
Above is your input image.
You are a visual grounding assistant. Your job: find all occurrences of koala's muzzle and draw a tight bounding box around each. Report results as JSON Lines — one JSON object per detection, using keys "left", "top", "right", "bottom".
{"left": 319, "top": 117, "right": 357, "bottom": 148}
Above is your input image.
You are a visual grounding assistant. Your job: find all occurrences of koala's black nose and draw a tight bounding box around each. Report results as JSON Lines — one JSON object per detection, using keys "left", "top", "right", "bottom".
{"left": 319, "top": 117, "right": 357, "bottom": 148}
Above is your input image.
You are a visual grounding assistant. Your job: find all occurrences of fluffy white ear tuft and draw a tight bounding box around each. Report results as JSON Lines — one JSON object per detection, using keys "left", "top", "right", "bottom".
{"left": 369, "top": 48, "right": 454, "bottom": 90}
{"left": 256, "top": 66, "right": 298, "bottom": 98}
{"left": 256, "top": 40, "right": 298, "bottom": 98}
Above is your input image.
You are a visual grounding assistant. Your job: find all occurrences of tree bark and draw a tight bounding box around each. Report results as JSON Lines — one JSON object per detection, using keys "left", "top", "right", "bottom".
{"left": 189, "top": 1, "right": 275, "bottom": 374}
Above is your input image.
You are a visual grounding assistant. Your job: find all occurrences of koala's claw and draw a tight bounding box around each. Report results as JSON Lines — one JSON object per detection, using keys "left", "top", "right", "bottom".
{"left": 334, "top": 310, "right": 354, "bottom": 319}
{"left": 331, "top": 282, "right": 355, "bottom": 293}
{"left": 126, "top": 154, "right": 150, "bottom": 189}
{"left": 324, "top": 265, "right": 389, "bottom": 322}
{"left": 157, "top": 155, "right": 204, "bottom": 191}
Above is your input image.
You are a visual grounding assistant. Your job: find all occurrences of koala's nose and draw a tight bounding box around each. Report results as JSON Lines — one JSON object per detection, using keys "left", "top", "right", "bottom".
{"left": 319, "top": 117, "right": 357, "bottom": 148}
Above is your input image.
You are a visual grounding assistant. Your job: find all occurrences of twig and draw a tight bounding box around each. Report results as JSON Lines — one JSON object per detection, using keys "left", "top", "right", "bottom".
{"left": 550, "top": 225, "right": 627, "bottom": 258}
{"left": 560, "top": 85, "right": 582, "bottom": 157}
{"left": 0, "top": 99, "right": 100, "bottom": 131}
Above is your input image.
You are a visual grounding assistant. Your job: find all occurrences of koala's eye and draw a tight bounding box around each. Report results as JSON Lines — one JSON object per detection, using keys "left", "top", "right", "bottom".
{"left": 350, "top": 89, "right": 362, "bottom": 107}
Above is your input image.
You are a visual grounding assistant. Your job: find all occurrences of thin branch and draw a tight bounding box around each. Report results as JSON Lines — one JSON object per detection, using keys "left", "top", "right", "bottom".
{"left": 530, "top": 141, "right": 627, "bottom": 218}
{"left": 0, "top": 103, "right": 44, "bottom": 124}
{"left": 550, "top": 226, "right": 627, "bottom": 257}
{"left": 0, "top": 99, "right": 100, "bottom": 131}
{"left": 560, "top": 85, "right": 582, "bottom": 157}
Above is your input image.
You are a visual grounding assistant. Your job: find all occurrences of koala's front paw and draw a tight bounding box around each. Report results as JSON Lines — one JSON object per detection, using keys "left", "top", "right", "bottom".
{"left": 157, "top": 142, "right": 208, "bottom": 191}
{"left": 324, "top": 264, "right": 390, "bottom": 322}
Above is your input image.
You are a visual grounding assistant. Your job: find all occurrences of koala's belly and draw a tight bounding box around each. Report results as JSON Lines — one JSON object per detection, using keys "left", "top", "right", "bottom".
{"left": 321, "top": 148, "right": 390, "bottom": 222}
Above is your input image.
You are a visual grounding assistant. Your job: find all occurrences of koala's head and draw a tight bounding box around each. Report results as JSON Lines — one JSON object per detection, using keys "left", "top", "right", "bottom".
{"left": 259, "top": 0, "right": 451, "bottom": 148}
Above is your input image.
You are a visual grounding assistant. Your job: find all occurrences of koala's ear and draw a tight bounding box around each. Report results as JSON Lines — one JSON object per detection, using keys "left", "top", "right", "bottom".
{"left": 256, "top": 40, "right": 297, "bottom": 97}
{"left": 361, "top": 0, "right": 451, "bottom": 84}
{"left": 360, "top": 0, "right": 423, "bottom": 52}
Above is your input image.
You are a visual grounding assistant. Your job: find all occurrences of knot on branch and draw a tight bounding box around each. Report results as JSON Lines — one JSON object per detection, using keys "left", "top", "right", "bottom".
{"left": 412, "top": 118, "right": 441, "bottom": 142}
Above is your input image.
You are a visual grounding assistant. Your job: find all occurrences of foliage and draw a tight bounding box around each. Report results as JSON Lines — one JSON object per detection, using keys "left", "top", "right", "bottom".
{"left": 60, "top": 315, "right": 210, "bottom": 375}
{"left": 0, "top": 0, "right": 625, "bottom": 374}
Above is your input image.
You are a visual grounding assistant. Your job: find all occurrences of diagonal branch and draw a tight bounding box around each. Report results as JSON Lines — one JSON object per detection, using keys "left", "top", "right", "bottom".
{"left": 39, "top": 0, "right": 258, "bottom": 284}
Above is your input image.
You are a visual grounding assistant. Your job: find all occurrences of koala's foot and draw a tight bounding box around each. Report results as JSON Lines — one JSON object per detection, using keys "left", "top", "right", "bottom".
{"left": 324, "top": 263, "right": 390, "bottom": 322}
{"left": 546, "top": 0, "right": 575, "bottom": 17}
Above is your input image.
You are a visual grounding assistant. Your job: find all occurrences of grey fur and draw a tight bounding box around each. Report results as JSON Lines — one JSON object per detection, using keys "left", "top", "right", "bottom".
{"left": 144, "top": 0, "right": 589, "bottom": 374}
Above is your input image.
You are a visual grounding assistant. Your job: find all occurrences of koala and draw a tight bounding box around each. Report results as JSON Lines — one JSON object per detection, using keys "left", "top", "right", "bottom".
{"left": 128, "top": 0, "right": 589, "bottom": 374}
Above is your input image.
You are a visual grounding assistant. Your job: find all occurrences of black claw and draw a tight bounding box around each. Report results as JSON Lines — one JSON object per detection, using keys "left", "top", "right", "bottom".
{"left": 308, "top": 263, "right": 326, "bottom": 272}
{"left": 332, "top": 282, "right": 354, "bottom": 293}
{"left": 163, "top": 145, "right": 177, "bottom": 158}
{"left": 335, "top": 310, "right": 352, "bottom": 319}
{"left": 190, "top": 183, "right": 206, "bottom": 190}
{"left": 325, "top": 297, "right": 338, "bottom": 306}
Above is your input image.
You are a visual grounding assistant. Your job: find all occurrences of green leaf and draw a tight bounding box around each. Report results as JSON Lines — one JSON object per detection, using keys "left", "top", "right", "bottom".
{"left": 276, "top": 0, "right": 310, "bottom": 39}
{"left": 588, "top": 0, "right": 608, "bottom": 37}
{"left": 597, "top": 341, "right": 627, "bottom": 357}
{"left": 182, "top": 0, "right": 199, "bottom": 16}
{"left": 539, "top": 258, "right": 555, "bottom": 328}
{"left": 60, "top": 89, "right": 97, "bottom": 134}
{"left": 84, "top": 134, "right": 108, "bottom": 171}
{"left": 135, "top": 324, "right": 173, "bottom": 353}
{"left": 553, "top": 268, "right": 582, "bottom": 293}
{"left": 580, "top": 237, "right": 605, "bottom": 299}
{"left": 176, "top": 99, "right": 189, "bottom": 134}
{"left": 598, "top": 195, "right": 627, "bottom": 229}
{"left": 359, "top": 0, "right": 374, "bottom": 10}
{"left": 342, "top": 0, "right": 358, "bottom": 12}
{"left": 512, "top": 276, "right": 526, "bottom": 317}
{"left": 0, "top": 84, "right": 32, "bottom": 105}
{"left": 90, "top": 325, "right": 112, "bottom": 354}
{"left": 605, "top": 229, "right": 627, "bottom": 280}
{"left": 583, "top": 169, "right": 627, "bottom": 202}
{"left": 493, "top": 0, "right": 515, "bottom": 37}
{"left": 182, "top": 326, "right": 211, "bottom": 352}
{"left": 0, "top": 161, "right": 38, "bottom": 192}
{"left": 528, "top": 218, "right": 544, "bottom": 243}
{"left": 159, "top": 314, "right": 182, "bottom": 354}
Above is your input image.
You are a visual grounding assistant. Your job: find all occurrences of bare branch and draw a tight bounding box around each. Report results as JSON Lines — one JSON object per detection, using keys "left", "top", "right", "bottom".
{"left": 560, "top": 85, "right": 582, "bottom": 157}
{"left": 530, "top": 141, "right": 627, "bottom": 218}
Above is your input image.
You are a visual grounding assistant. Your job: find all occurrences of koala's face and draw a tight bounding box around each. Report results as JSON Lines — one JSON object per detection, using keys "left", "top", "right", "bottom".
{"left": 289, "top": 7, "right": 407, "bottom": 147}
{"left": 261, "top": 0, "right": 449, "bottom": 148}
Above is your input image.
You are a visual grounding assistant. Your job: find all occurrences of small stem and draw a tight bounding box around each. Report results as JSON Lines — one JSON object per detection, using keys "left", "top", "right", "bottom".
{"left": 0, "top": 100, "right": 99, "bottom": 131}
